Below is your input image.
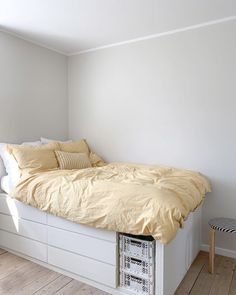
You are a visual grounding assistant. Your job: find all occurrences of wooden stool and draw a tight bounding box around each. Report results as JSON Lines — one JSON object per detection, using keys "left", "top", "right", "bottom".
{"left": 208, "top": 217, "right": 236, "bottom": 274}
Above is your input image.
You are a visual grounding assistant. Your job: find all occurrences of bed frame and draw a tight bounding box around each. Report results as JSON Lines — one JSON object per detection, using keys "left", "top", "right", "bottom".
{"left": 0, "top": 193, "right": 202, "bottom": 295}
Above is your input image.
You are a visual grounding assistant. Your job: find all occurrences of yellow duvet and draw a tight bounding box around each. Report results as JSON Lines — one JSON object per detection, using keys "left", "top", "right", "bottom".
{"left": 11, "top": 163, "right": 211, "bottom": 244}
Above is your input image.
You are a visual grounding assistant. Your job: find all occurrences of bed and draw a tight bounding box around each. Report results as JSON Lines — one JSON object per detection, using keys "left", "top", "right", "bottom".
{"left": 0, "top": 192, "right": 202, "bottom": 295}
{"left": 0, "top": 138, "right": 210, "bottom": 295}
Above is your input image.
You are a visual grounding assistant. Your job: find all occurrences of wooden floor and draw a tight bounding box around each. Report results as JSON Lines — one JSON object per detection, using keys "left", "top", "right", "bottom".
{"left": 175, "top": 251, "right": 236, "bottom": 295}
{"left": 0, "top": 249, "right": 235, "bottom": 295}
{"left": 0, "top": 249, "right": 107, "bottom": 295}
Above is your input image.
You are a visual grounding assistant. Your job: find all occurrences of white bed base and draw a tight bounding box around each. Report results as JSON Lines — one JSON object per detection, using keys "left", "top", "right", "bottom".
{"left": 0, "top": 193, "right": 202, "bottom": 295}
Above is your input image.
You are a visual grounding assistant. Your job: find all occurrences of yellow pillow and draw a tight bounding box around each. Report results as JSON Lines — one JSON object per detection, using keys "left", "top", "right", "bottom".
{"left": 58, "top": 139, "right": 106, "bottom": 167}
{"left": 58, "top": 139, "right": 90, "bottom": 155}
{"left": 7, "top": 142, "right": 59, "bottom": 174}
{"left": 55, "top": 151, "right": 92, "bottom": 170}
{"left": 89, "top": 152, "right": 106, "bottom": 167}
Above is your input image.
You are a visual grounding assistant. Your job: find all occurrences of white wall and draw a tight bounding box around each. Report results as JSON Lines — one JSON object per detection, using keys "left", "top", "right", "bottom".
{"left": 1, "top": 20, "right": 235, "bottom": 253}
{"left": 68, "top": 20, "right": 236, "bottom": 251}
{"left": 0, "top": 31, "right": 68, "bottom": 144}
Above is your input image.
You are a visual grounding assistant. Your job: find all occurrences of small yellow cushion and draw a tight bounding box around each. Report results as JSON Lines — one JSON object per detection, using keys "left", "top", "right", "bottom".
{"left": 89, "top": 152, "right": 106, "bottom": 167}
{"left": 55, "top": 151, "right": 92, "bottom": 170}
{"left": 58, "top": 139, "right": 90, "bottom": 155}
{"left": 7, "top": 142, "right": 59, "bottom": 174}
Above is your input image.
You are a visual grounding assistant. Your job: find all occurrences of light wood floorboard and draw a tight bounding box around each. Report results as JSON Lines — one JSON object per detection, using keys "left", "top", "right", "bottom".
{"left": 0, "top": 249, "right": 109, "bottom": 295}
{"left": 175, "top": 251, "right": 236, "bottom": 295}
{"left": 0, "top": 249, "right": 236, "bottom": 294}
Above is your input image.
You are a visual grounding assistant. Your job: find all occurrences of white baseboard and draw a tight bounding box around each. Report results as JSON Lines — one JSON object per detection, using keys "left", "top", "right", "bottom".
{"left": 201, "top": 244, "right": 236, "bottom": 259}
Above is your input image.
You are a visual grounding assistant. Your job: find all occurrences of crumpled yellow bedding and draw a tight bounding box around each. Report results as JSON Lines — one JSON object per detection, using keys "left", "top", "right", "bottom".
{"left": 11, "top": 163, "right": 211, "bottom": 244}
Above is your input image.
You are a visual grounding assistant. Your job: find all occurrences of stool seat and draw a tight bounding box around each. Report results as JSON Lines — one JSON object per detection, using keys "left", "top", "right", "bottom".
{"left": 208, "top": 217, "right": 236, "bottom": 274}
{"left": 209, "top": 218, "right": 236, "bottom": 233}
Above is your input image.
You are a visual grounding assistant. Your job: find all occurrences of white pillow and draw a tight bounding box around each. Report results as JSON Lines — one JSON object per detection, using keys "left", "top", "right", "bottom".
{"left": 0, "top": 144, "right": 19, "bottom": 188}
{"left": 0, "top": 141, "right": 42, "bottom": 189}
{"left": 0, "top": 175, "right": 12, "bottom": 194}
{"left": 41, "top": 137, "right": 71, "bottom": 144}
{"left": 0, "top": 155, "right": 6, "bottom": 175}
{"left": 0, "top": 156, "right": 6, "bottom": 192}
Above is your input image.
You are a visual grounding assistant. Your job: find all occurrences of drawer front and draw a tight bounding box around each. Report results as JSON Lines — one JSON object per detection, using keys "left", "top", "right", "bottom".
{"left": 0, "top": 213, "right": 47, "bottom": 243}
{"left": 0, "top": 195, "right": 47, "bottom": 224}
{"left": 0, "top": 229, "right": 47, "bottom": 262}
{"left": 48, "top": 214, "right": 116, "bottom": 242}
{"left": 48, "top": 246, "right": 117, "bottom": 288}
{"left": 48, "top": 226, "right": 116, "bottom": 265}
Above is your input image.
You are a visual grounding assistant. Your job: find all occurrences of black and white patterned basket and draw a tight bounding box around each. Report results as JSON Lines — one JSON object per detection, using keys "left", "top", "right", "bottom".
{"left": 119, "top": 234, "right": 155, "bottom": 259}
{"left": 120, "top": 254, "right": 154, "bottom": 278}
{"left": 119, "top": 234, "right": 155, "bottom": 295}
{"left": 120, "top": 271, "right": 154, "bottom": 295}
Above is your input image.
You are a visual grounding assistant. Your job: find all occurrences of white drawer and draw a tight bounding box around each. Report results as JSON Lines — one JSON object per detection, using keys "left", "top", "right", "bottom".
{"left": 48, "top": 226, "right": 116, "bottom": 265}
{"left": 0, "top": 213, "right": 47, "bottom": 243}
{"left": 48, "top": 246, "right": 117, "bottom": 288}
{"left": 48, "top": 214, "right": 116, "bottom": 242}
{"left": 0, "top": 229, "right": 47, "bottom": 262}
{"left": 0, "top": 195, "right": 47, "bottom": 224}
